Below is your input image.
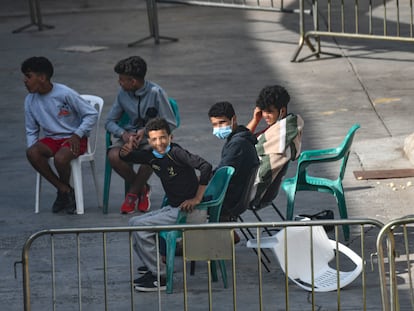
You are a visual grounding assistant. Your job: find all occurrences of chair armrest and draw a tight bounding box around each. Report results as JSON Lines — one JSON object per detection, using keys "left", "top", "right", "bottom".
{"left": 298, "top": 147, "right": 342, "bottom": 164}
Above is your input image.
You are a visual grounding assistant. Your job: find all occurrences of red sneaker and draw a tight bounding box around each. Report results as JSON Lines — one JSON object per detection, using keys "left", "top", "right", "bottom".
{"left": 137, "top": 185, "right": 151, "bottom": 212}
{"left": 120, "top": 193, "right": 138, "bottom": 214}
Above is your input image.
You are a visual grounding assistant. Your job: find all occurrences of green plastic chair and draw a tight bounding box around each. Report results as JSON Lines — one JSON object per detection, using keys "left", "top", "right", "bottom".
{"left": 281, "top": 124, "right": 360, "bottom": 240}
{"left": 102, "top": 98, "right": 180, "bottom": 214}
{"left": 159, "top": 166, "right": 235, "bottom": 294}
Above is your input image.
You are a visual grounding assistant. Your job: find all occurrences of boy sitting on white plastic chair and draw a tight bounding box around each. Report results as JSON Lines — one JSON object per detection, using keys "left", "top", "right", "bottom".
{"left": 22, "top": 56, "right": 98, "bottom": 214}
{"left": 120, "top": 118, "right": 212, "bottom": 292}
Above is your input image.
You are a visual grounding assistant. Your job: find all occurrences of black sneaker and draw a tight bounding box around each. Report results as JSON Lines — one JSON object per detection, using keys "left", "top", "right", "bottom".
{"left": 65, "top": 188, "right": 76, "bottom": 214}
{"left": 134, "top": 273, "right": 166, "bottom": 292}
{"left": 137, "top": 266, "right": 149, "bottom": 274}
{"left": 52, "top": 191, "right": 68, "bottom": 213}
{"left": 133, "top": 271, "right": 153, "bottom": 284}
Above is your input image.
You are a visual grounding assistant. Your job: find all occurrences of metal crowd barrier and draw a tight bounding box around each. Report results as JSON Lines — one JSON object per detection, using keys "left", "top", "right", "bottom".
{"left": 12, "top": 0, "right": 54, "bottom": 33}
{"left": 129, "top": 0, "right": 305, "bottom": 46}
{"left": 21, "top": 219, "right": 385, "bottom": 311}
{"left": 376, "top": 216, "right": 414, "bottom": 311}
{"left": 291, "top": 0, "right": 414, "bottom": 62}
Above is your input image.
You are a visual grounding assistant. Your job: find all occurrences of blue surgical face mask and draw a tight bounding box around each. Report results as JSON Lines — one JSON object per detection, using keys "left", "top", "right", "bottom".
{"left": 213, "top": 125, "right": 232, "bottom": 140}
{"left": 152, "top": 144, "right": 171, "bottom": 158}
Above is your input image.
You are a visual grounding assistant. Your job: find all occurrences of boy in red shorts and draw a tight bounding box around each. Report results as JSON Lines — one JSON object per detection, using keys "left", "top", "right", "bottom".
{"left": 22, "top": 56, "right": 98, "bottom": 213}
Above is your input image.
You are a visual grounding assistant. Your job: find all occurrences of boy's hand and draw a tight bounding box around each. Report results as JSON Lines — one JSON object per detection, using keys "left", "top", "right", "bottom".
{"left": 252, "top": 107, "right": 263, "bottom": 122}
{"left": 65, "top": 134, "right": 81, "bottom": 156}
{"left": 179, "top": 198, "right": 201, "bottom": 212}
{"left": 132, "top": 129, "right": 145, "bottom": 146}
{"left": 119, "top": 137, "right": 134, "bottom": 157}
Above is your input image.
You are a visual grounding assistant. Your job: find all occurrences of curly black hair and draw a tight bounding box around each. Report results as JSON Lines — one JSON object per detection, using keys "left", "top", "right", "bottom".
{"left": 114, "top": 56, "right": 147, "bottom": 80}
{"left": 256, "top": 85, "right": 290, "bottom": 111}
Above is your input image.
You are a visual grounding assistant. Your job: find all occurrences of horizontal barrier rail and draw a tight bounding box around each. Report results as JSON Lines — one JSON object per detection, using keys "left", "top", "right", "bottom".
{"left": 22, "top": 219, "right": 384, "bottom": 310}
{"left": 292, "top": 0, "right": 414, "bottom": 62}
{"left": 376, "top": 216, "right": 414, "bottom": 311}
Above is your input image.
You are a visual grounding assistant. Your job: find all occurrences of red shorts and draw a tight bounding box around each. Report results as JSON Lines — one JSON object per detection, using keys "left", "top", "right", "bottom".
{"left": 39, "top": 137, "right": 88, "bottom": 156}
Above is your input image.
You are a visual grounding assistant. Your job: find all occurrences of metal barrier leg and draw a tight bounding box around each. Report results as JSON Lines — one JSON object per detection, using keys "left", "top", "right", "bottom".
{"left": 128, "top": 0, "right": 178, "bottom": 47}
{"left": 13, "top": 0, "right": 54, "bottom": 33}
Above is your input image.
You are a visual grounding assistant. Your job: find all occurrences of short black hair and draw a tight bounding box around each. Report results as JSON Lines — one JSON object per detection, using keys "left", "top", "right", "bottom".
{"left": 145, "top": 118, "right": 171, "bottom": 136}
{"left": 208, "top": 101, "right": 235, "bottom": 120}
{"left": 114, "top": 56, "right": 147, "bottom": 80}
{"left": 256, "top": 85, "right": 290, "bottom": 111}
{"left": 21, "top": 56, "right": 54, "bottom": 80}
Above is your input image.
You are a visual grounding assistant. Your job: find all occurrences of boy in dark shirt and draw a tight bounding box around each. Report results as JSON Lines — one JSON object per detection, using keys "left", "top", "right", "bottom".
{"left": 120, "top": 117, "right": 212, "bottom": 292}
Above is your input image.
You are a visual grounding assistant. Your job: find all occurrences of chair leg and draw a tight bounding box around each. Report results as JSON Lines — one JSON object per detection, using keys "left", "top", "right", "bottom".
{"left": 238, "top": 216, "right": 271, "bottom": 271}
{"left": 336, "top": 190, "right": 350, "bottom": 241}
{"left": 103, "top": 155, "right": 112, "bottom": 214}
{"left": 218, "top": 260, "right": 228, "bottom": 288}
{"left": 35, "top": 172, "right": 41, "bottom": 213}
{"left": 71, "top": 159, "right": 84, "bottom": 214}
{"left": 89, "top": 160, "right": 103, "bottom": 208}
{"left": 271, "top": 202, "right": 286, "bottom": 221}
{"left": 284, "top": 188, "right": 296, "bottom": 220}
{"left": 210, "top": 260, "right": 219, "bottom": 283}
{"left": 165, "top": 232, "right": 178, "bottom": 294}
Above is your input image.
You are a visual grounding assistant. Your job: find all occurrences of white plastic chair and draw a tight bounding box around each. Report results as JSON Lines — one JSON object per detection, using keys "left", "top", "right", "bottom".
{"left": 246, "top": 225, "right": 362, "bottom": 292}
{"left": 35, "top": 94, "right": 104, "bottom": 214}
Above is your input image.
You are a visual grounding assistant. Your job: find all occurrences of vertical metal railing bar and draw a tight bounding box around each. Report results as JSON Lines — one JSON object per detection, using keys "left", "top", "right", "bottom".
{"left": 396, "top": 0, "right": 400, "bottom": 36}
{"left": 377, "top": 230, "right": 390, "bottom": 311}
{"left": 51, "top": 234, "right": 57, "bottom": 311}
{"left": 341, "top": 0, "right": 345, "bottom": 32}
{"left": 369, "top": 0, "right": 373, "bottom": 34}
{"left": 77, "top": 233, "right": 82, "bottom": 311}
{"left": 102, "top": 232, "right": 108, "bottom": 311}
{"left": 410, "top": 0, "right": 413, "bottom": 36}
{"left": 155, "top": 235, "right": 162, "bottom": 311}
{"left": 355, "top": 0, "right": 359, "bottom": 34}
{"left": 360, "top": 225, "right": 367, "bottom": 311}
{"left": 182, "top": 232, "right": 188, "bottom": 311}
{"left": 310, "top": 227, "right": 316, "bottom": 311}
{"left": 388, "top": 230, "right": 397, "bottom": 311}
{"left": 315, "top": 0, "right": 322, "bottom": 53}
{"left": 402, "top": 225, "right": 414, "bottom": 309}
{"left": 335, "top": 226, "right": 341, "bottom": 311}
{"left": 256, "top": 228, "right": 263, "bottom": 311}
{"left": 128, "top": 232, "right": 135, "bottom": 311}
{"left": 207, "top": 260, "right": 213, "bottom": 311}
{"left": 328, "top": 0, "right": 332, "bottom": 32}
{"left": 383, "top": 0, "right": 388, "bottom": 35}
{"left": 231, "top": 231, "right": 237, "bottom": 311}
{"left": 283, "top": 227, "right": 289, "bottom": 311}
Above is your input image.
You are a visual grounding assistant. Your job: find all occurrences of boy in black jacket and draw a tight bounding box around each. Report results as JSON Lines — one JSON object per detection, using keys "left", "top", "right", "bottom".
{"left": 208, "top": 102, "right": 260, "bottom": 222}
{"left": 120, "top": 118, "right": 212, "bottom": 292}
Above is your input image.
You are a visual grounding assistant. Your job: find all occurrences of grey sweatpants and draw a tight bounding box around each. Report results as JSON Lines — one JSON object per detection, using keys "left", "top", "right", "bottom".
{"left": 128, "top": 206, "right": 179, "bottom": 276}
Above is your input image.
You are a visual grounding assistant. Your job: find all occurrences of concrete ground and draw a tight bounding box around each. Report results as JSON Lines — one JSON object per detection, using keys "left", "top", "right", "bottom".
{"left": 0, "top": 0, "right": 413, "bottom": 310}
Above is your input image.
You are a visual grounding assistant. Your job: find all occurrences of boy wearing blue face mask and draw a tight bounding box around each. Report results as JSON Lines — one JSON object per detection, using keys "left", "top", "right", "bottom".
{"left": 119, "top": 117, "right": 212, "bottom": 292}
{"left": 208, "top": 102, "right": 259, "bottom": 228}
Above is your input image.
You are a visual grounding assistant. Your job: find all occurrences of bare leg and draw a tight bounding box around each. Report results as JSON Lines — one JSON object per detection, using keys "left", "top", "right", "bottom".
{"left": 26, "top": 142, "right": 74, "bottom": 193}
{"left": 107, "top": 147, "right": 153, "bottom": 195}
{"left": 108, "top": 147, "right": 137, "bottom": 185}
{"left": 54, "top": 147, "right": 77, "bottom": 192}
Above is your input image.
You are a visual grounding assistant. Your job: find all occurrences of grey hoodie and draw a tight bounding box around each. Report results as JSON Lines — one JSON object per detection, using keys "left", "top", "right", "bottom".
{"left": 105, "top": 80, "right": 177, "bottom": 138}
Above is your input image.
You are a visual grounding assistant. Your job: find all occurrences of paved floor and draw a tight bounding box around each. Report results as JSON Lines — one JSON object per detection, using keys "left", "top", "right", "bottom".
{"left": 0, "top": 0, "right": 413, "bottom": 310}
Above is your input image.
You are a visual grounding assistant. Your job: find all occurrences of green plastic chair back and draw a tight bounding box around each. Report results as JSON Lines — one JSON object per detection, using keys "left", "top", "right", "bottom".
{"left": 102, "top": 98, "right": 180, "bottom": 213}
{"left": 159, "top": 166, "right": 235, "bottom": 294}
{"left": 281, "top": 124, "right": 360, "bottom": 240}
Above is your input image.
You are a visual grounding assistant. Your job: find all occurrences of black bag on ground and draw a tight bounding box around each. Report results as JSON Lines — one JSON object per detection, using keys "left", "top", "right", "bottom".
{"left": 298, "top": 210, "right": 335, "bottom": 232}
